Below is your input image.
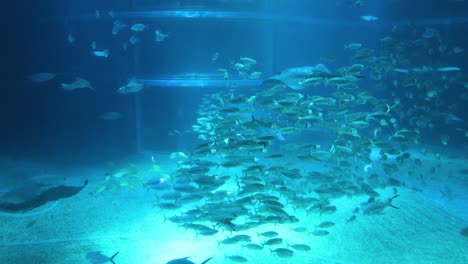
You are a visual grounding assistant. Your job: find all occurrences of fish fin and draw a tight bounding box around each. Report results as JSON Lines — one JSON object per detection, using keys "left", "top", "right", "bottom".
{"left": 200, "top": 257, "right": 213, "bottom": 264}
{"left": 387, "top": 195, "right": 400, "bottom": 209}
{"left": 109, "top": 251, "right": 120, "bottom": 264}
{"left": 313, "top": 63, "right": 330, "bottom": 74}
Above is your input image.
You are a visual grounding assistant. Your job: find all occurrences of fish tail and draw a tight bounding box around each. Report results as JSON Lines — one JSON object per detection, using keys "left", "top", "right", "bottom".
{"left": 109, "top": 251, "right": 120, "bottom": 264}
{"left": 388, "top": 194, "right": 400, "bottom": 209}
{"left": 389, "top": 194, "right": 400, "bottom": 202}
{"left": 200, "top": 257, "right": 213, "bottom": 264}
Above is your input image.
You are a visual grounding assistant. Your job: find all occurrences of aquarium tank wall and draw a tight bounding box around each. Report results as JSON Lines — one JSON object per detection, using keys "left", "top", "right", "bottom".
{"left": 0, "top": 0, "right": 467, "bottom": 263}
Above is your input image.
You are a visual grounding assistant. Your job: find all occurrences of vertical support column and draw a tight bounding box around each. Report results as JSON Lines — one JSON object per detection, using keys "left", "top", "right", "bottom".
{"left": 134, "top": 93, "right": 143, "bottom": 154}
{"left": 132, "top": 42, "right": 144, "bottom": 154}
{"left": 130, "top": 0, "right": 144, "bottom": 154}
{"left": 261, "top": 0, "right": 277, "bottom": 77}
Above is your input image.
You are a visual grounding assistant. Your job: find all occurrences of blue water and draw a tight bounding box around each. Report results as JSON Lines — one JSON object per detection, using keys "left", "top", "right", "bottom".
{"left": 0, "top": 1, "right": 467, "bottom": 263}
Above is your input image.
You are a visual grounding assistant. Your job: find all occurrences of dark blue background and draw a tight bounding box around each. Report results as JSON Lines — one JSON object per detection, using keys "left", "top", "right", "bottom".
{"left": 1, "top": 0, "right": 467, "bottom": 164}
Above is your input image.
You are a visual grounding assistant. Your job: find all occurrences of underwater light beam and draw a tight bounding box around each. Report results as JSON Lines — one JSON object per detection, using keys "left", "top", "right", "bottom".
{"left": 138, "top": 79, "right": 262, "bottom": 88}
{"left": 70, "top": 10, "right": 351, "bottom": 26}
{"left": 67, "top": 10, "right": 468, "bottom": 27}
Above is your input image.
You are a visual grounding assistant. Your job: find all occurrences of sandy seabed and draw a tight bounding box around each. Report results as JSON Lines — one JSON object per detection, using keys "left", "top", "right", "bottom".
{"left": 0, "top": 153, "right": 467, "bottom": 264}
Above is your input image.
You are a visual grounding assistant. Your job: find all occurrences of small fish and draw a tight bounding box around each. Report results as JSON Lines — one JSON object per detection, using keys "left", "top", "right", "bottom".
{"left": 288, "top": 243, "right": 311, "bottom": 251}
{"left": 394, "top": 68, "right": 410, "bottom": 73}
{"left": 91, "top": 41, "right": 97, "bottom": 50}
{"left": 290, "top": 226, "right": 308, "bottom": 232}
{"left": 155, "top": 29, "right": 169, "bottom": 42}
{"left": 263, "top": 238, "right": 283, "bottom": 246}
{"left": 61, "top": 77, "right": 93, "bottom": 91}
{"left": 93, "top": 49, "right": 109, "bottom": 58}
{"left": 270, "top": 248, "right": 294, "bottom": 258}
{"left": 117, "top": 78, "right": 143, "bottom": 94}
{"left": 453, "top": 47, "right": 464, "bottom": 54}
{"left": 231, "top": 234, "right": 251, "bottom": 242}
{"left": 129, "top": 35, "right": 139, "bottom": 45}
{"left": 166, "top": 256, "right": 213, "bottom": 264}
{"left": 225, "top": 255, "right": 247, "bottom": 263}
{"left": 112, "top": 20, "right": 127, "bottom": 35}
{"left": 316, "top": 221, "right": 335, "bottom": 228}
{"left": 240, "top": 56, "right": 256, "bottom": 65}
{"left": 27, "top": 72, "right": 56, "bottom": 83}
{"left": 169, "top": 152, "right": 188, "bottom": 159}
{"left": 436, "top": 67, "right": 461, "bottom": 72}
{"left": 257, "top": 231, "right": 279, "bottom": 237}
{"left": 197, "top": 229, "right": 218, "bottom": 236}
{"left": 346, "top": 214, "right": 357, "bottom": 223}
{"left": 131, "top": 23, "right": 147, "bottom": 32}
{"left": 232, "top": 62, "right": 246, "bottom": 71}
{"left": 344, "top": 43, "right": 362, "bottom": 50}
{"left": 67, "top": 33, "right": 75, "bottom": 45}
{"left": 362, "top": 194, "right": 400, "bottom": 215}
{"left": 310, "top": 229, "right": 330, "bottom": 236}
{"left": 218, "top": 237, "right": 240, "bottom": 245}
{"left": 248, "top": 71, "right": 262, "bottom": 79}
{"left": 360, "top": 15, "right": 379, "bottom": 21}
{"left": 85, "top": 251, "right": 119, "bottom": 264}
{"left": 242, "top": 243, "right": 263, "bottom": 250}
{"left": 364, "top": 163, "right": 372, "bottom": 173}
{"left": 461, "top": 227, "right": 468, "bottom": 237}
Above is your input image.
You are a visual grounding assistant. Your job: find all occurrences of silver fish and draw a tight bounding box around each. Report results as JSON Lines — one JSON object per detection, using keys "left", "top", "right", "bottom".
{"left": 27, "top": 72, "right": 56, "bottom": 83}
{"left": 360, "top": 15, "right": 379, "bottom": 21}
{"left": 436, "top": 66, "right": 461, "bottom": 72}
{"left": 155, "top": 29, "right": 169, "bottom": 42}
{"left": 131, "top": 23, "right": 147, "bottom": 32}
{"left": 265, "top": 64, "right": 330, "bottom": 90}
{"left": 166, "top": 257, "right": 213, "bottom": 264}
{"left": 93, "top": 49, "right": 109, "bottom": 58}
{"left": 117, "top": 78, "right": 143, "bottom": 94}
{"left": 61, "top": 77, "right": 93, "bottom": 91}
